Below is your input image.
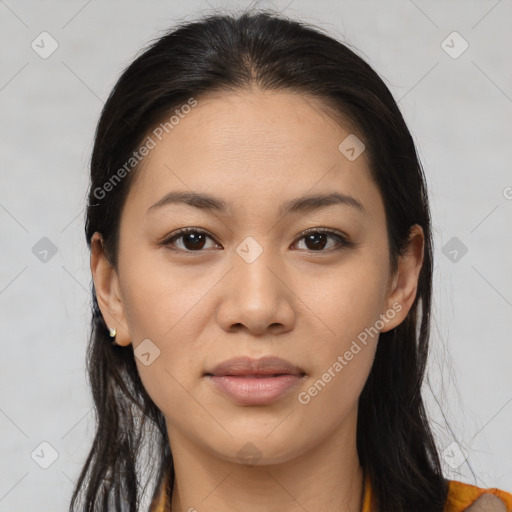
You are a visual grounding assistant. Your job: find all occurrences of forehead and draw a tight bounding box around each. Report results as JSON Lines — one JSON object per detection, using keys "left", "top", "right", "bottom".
{"left": 124, "top": 89, "right": 381, "bottom": 220}
{"left": 148, "top": 89, "right": 360, "bottom": 166}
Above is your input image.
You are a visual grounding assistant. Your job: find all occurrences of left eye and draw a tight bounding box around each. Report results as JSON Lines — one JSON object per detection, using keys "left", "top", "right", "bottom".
{"left": 293, "top": 229, "right": 350, "bottom": 251}
{"left": 162, "top": 228, "right": 350, "bottom": 252}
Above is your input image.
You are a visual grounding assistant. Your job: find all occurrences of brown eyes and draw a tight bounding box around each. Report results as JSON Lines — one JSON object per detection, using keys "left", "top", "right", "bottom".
{"left": 166, "top": 228, "right": 217, "bottom": 251}
{"left": 294, "top": 230, "right": 350, "bottom": 251}
{"left": 162, "top": 227, "right": 354, "bottom": 253}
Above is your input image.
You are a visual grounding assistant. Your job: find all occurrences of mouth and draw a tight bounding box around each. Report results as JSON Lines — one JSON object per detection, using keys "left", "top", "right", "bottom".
{"left": 204, "top": 356, "right": 307, "bottom": 406}
{"left": 212, "top": 373, "right": 292, "bottom": 378}
{"left": 205, "top": 355, "right": 306, "bottom": 378}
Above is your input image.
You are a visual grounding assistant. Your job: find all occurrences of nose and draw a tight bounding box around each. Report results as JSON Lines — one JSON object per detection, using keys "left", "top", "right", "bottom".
{"left": 215, "top": 242, "right": 296, "bottom": 336}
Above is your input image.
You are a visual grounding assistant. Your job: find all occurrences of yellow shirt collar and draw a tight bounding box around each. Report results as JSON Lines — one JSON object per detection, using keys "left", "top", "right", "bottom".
{"left": 151, "top": 470, "right": 512, "bottom": 512}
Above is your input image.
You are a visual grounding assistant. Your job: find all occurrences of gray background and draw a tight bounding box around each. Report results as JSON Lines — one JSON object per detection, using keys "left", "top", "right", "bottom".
{"left": 1, "top": 0, "right": 511, "bottom": 510}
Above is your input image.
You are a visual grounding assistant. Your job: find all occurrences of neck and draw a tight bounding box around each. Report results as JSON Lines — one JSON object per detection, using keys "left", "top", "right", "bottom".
{"left": 168, "top": 408, "right": 364, "bottom": 512}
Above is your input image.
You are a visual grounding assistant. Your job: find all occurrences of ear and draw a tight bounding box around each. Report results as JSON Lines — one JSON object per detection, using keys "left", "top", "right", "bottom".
{"left": 90, "top": 232, "right": 131, "bottom": 346}
{"left": 380, "top": 224, "right": 425, "bottom": 333}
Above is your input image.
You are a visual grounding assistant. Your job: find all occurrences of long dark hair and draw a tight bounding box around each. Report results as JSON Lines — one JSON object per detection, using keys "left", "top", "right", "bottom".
{"left": 71, "top": 10, "right": 448, "bottom": 511}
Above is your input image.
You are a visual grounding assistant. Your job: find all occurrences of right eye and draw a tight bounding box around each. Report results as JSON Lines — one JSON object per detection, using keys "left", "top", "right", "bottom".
{"left": 162, "top": 228, "right": 221, "bottom": 252}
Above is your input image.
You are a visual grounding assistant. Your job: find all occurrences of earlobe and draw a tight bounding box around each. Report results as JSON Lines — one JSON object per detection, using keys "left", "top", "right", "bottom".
{"left": 90, "top": 232, "right": 132, "bottom": 346}
{"left": 380, "top": 225, "right": 425, "bottom": 333}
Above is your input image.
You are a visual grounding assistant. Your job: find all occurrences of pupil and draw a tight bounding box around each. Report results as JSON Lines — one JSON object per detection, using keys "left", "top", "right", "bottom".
{"left": 185, "top": 233, "right": 205, "bottom": 250}
{"left": 306, "top": 233, "right": 326, "bottom": 250}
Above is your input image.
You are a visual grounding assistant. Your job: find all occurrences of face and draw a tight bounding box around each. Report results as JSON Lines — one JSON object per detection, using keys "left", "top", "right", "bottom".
{"left": 92, "top": 89, "right": 423, "bottom": 466}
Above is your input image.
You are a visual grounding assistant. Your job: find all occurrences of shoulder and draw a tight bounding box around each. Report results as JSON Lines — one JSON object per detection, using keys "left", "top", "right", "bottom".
{"left": 465, "top": 493, "right": 507, "bottom": 511}
{"left": 445, "top": 479, "right": 512, "bottom": 512}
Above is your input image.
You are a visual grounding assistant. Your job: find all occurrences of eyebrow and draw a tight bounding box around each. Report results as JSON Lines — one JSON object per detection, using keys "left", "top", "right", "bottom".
{"left": 146, "top": 190, "right": 366, "bottom": 216}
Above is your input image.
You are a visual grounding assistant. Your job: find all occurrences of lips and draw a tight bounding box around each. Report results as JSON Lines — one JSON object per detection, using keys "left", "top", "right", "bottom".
{"left": 205, "top": 356, "right": 307, "bottom": 406}
{"left": 205, "top": 356, "right": 305, "bottom": 377}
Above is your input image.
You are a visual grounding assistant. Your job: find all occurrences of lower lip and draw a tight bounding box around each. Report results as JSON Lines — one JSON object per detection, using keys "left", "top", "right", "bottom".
{"left": 207, "top": 374, "right": 305, "bottom": 406}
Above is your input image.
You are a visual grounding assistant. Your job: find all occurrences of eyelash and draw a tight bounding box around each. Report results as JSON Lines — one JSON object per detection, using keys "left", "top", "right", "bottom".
{"left": 161, "top": 227, "right": 354, "bottom": 254}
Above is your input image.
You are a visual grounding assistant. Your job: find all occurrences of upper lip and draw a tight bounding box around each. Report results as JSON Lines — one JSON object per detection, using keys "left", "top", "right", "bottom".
{"left": 205, "top": 356, "right": 305, "bottom": 377}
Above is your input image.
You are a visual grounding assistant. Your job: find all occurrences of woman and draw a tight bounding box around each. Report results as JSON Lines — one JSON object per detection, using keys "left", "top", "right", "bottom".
{"left": 70, "top": 11, "right": 512, "bottom": 512}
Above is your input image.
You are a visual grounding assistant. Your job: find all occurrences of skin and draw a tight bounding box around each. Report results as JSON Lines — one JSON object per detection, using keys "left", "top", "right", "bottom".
{"left": 91, "top": 89, "right": 425, "bottom": 512}
{"left": 466, "top": 494, "right": 507, "bottom": 511}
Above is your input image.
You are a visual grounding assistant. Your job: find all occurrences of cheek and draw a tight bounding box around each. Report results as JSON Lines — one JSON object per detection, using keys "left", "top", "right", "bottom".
{"left": 119, "top": 250, "right": 218, "bottom": 343}
{"left": 287, "top": 279, "right": 385, "bottom": 449}
{"left": 290, "top": 253, "right": 389, "bottom": 413}
{"left": 297, "top": 255, "right": 390, "bottom": 350}
{"left": 117, "top": 250, "right": 220, "bottom": 411}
